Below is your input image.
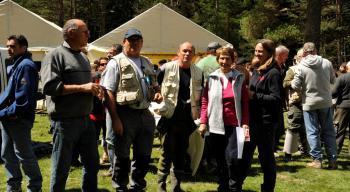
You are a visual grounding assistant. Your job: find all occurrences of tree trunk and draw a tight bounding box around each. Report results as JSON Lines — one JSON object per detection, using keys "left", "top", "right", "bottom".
{"left": 70, "top": 0, "right": 76, "bottom": 18}
{"left": 58, "top": 0, "right": 64, "bottom": 26}
{"left": 336, "top": 0, "right": 343, "bottom": 64}
{"left": 304, "top": 0, "right": 321, "bottom": 51}
{"left": 99, "top": 0, "right": 106, "bottom": 36}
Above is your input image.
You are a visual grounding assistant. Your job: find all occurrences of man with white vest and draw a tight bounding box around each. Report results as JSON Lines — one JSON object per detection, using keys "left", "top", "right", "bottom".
{"left": 155, "top": 42, "right": 203, "bottom": 192}
{"left": 102, "top": 28, "right": 159, "bottom": 191}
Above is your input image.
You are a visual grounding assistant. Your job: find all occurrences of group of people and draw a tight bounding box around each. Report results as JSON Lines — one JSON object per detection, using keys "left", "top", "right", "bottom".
{"left": 0, "top": 17, "right": 349, "bottom": 192}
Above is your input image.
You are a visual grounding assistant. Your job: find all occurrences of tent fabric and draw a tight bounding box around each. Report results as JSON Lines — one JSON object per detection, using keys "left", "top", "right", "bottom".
{"left": 89, "top": 3, "right": 228, "bottom": 55}
{"left": 0, "top": 0, "right": 62, "bottom": 61}
{"left": 0, "top": 47, "right": 7, "bottom": 93}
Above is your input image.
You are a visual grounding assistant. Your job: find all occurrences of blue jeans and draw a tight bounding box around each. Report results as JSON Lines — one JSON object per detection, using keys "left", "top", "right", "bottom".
{"left": 50, "top": 116, "right": 99, "bottom": 192}
{"left": 303, "top": 107, "right": 337, "bottom": 161}
{"left": 1, "top": 119, "right": 42, "bottom": 192}
{"left": 105, "top": 110, "right": 115, "bottom": 171}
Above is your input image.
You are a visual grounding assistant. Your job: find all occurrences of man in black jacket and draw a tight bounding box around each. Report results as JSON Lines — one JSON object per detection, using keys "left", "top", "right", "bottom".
{"left": 332, "top": 62, "right": 350, "bottom": 154}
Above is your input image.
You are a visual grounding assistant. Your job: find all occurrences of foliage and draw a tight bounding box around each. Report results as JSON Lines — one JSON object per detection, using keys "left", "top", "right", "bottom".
{"left": 9, "top": 0, "right": 350, "bottom": 62}
{"left": 264, "top": 24, "right": 303, "bottom": 44}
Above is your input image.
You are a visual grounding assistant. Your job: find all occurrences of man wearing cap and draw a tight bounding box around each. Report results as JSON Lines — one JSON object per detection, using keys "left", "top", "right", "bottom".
{"left": 102, "top": 28, "right": 159, "bottom": 191}
{"left": 291, "top": 42, "right": 337, "bottom": 169}
{"left": 332, "top": 61, "right": 350, "bottom": 154}
{"left": 196, "top": 42, "right": 221, "bottom": 83}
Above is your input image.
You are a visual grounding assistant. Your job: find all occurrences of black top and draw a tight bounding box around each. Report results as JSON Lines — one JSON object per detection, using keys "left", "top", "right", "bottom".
{"left": 158, "top": 67, "right": 192, "bottom": 118}
{"left": 249, "top": 62, "right": 282, "bottom": 128}
{"left": 157, "top": 66, "right": 196, "bottom": 132}
{"left": 332, "top": 73, "right": 350, "bottom": 108}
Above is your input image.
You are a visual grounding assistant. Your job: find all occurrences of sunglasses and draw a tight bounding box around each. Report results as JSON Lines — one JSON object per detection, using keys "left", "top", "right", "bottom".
{"left": 6, "top": 45, "right": 16, "bottom": 48}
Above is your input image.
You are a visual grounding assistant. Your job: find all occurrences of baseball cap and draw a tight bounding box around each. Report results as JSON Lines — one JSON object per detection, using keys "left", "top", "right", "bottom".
{"left": 124, "top": 28, "right": 142, "bottom": 39}
{"left": 207, "top": 42, "right": 221, "bottom": 51}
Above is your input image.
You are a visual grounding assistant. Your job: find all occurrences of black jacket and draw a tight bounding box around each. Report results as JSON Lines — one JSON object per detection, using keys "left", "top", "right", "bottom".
{"left": 249, "top": 62, "right": 282, "bottom": 128}
{"left": 332, "top": 73, "right": 350, "bottom": 108}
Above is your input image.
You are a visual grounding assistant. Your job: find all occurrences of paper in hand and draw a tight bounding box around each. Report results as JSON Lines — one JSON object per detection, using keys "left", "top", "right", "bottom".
{"left": 236, "top": 127, "right": 245, "bottom": 159}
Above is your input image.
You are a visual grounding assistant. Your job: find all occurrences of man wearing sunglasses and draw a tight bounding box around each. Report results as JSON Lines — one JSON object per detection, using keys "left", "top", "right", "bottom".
{"left": 0, "top": 35, "right": 42, "bottom": 192}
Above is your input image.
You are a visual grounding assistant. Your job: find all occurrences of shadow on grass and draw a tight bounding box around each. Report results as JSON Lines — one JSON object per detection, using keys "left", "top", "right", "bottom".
{"left": 32, "top": 141, "right": 52, "bottom": 159}
{"left": 66, "top": 189, "right": 110, "bottom": 192}
{"left": 153, "top": 143, "right": 162, "bottom": 148}
{"left": 202, "top": 190, "right": 256, "bottom": 192}
{"left": 334, "top": 159, "right": 350, "bottom": 170}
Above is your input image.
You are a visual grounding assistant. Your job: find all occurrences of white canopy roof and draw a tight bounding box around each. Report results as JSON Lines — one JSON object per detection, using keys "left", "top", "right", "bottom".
{"left": 0, "top": 0, "right": 62, "bottom": 60}
{"left": 90, "top": 3, "right": 228, "bottom": 54}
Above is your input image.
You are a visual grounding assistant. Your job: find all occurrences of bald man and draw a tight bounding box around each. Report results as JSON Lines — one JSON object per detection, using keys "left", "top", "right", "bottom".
{"left": 155, "top": 42, "right": 203, "bottom": 192}
{"left": 41, "top": 19, "right": 103, "bottom": 191}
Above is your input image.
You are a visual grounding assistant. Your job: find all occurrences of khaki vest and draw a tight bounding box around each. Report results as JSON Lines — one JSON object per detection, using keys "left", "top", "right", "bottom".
{"left": 114, "top": 54, "right": 155, "bottom": 108}
{"left": 155, "top": 61, "right": 202, "bottom": 119}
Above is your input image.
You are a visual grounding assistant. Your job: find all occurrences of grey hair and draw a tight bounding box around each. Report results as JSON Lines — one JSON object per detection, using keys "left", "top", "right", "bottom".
{"left": 275, "top": 45, "right": 289, "bottom": 54}
{"left": 63, "top": 19, "right": 79, "bottom": 40}
{"left": 303, "top": 42, "right": 316, "bottom": 54}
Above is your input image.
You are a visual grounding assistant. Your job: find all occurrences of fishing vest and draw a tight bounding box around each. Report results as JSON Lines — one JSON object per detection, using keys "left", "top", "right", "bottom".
{"left": 155, "top": 61, "right": 203, "bottom": 119}
{"left": 288, "top": 65, "right": 302, "bottom": 105}
{"left": 114, "top": 54, "right": 156, "bottom": 108}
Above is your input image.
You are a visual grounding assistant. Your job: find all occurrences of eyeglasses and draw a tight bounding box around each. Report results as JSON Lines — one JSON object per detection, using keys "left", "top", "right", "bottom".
{"left": 6, "top": 45, "right": 16, "bottom": 48}
{"left": 78, "top": 29, "right": 90, "bottom": 36}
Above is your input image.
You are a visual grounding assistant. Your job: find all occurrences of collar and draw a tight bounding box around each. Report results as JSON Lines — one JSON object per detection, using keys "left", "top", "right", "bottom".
{"left": 62, "top": 41, "right": 81, "bottom": 54}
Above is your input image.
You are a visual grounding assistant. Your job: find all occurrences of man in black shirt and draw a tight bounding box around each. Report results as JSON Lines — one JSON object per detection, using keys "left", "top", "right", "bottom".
{"left": 155, "top": 42, "right": 203, "bottom": 192}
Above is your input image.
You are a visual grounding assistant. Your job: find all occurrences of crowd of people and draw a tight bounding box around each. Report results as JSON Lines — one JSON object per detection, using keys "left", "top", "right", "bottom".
{"left": 0, "top": 18, "right": 349, "bottom": 192}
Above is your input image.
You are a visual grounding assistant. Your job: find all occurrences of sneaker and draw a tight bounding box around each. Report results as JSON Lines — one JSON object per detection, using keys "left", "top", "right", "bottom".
{"left": 306, "top": 159, "right": 322, "bottom": 169}
{"left": 328, "top": 160, "right": 338, "bottom": 170}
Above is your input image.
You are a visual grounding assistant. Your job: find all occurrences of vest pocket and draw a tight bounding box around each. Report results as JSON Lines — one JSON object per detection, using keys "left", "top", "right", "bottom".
{"left": 120, "top": 73, "right": 136, "bottom": 88}
{"left": 116, "top": 90, "right": 140, "bottom": 104}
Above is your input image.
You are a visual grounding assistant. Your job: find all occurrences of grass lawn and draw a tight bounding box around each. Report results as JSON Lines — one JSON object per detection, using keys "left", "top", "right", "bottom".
{"left": 1, "top": 114, "right": 350, "bottom": 191}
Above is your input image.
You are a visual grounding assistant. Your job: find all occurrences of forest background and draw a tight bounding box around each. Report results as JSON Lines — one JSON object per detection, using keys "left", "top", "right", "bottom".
{"left": 12, "top": 0, "right": 350, "bottom": 67}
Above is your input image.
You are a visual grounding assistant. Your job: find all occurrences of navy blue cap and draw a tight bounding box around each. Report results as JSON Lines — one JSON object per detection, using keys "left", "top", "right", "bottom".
{"left": 207, "top": 42, "right": 221, "bottom": 51}
{"left": 124, "top": 28, "right": 143, "bottom": 39}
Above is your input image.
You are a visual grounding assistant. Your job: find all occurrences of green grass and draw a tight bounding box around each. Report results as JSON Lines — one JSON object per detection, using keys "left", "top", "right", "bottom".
{"left": 1, "top": 114, "right": 350, "bottom": 191}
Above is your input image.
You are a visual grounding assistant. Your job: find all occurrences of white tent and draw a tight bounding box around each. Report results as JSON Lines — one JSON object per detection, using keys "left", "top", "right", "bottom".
{"left": 0, "top": 0, "right": 62, "bottom": 61}
{"left": 0, "top": 47, "right": 7, "bottom": 93}
{"left": 88, "top": 3, "right": 229, "bottom": 63}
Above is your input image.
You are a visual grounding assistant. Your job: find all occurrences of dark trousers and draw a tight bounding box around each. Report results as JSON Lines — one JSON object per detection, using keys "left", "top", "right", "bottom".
{"left": 1, "top": 119, "right": 42, "bottom": 192}
{"left": 94, "top": 120, "right": 106, "bottom": 144}
{"left": 334, "top": 107, "right": 350, "bottom": 154}
{"left": 157, "top": 121, "right": 191, "bottom": 192}
{"left": 0, "top": 125, "right": 2, "bottom": 163}
{"left": 241, "top": 123, "right": 276, "bottom": 192}
{"left": 210, "top": 126, "right": 243, "bottom": 192}
{"left": 287, "top": 104, "right": 309, "bottom": 153}
{"left": 274, "top": 110, "right": 285, "bottom": 151}
{"left": 112, "top": 107, "right": 155, "bottom": 191}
